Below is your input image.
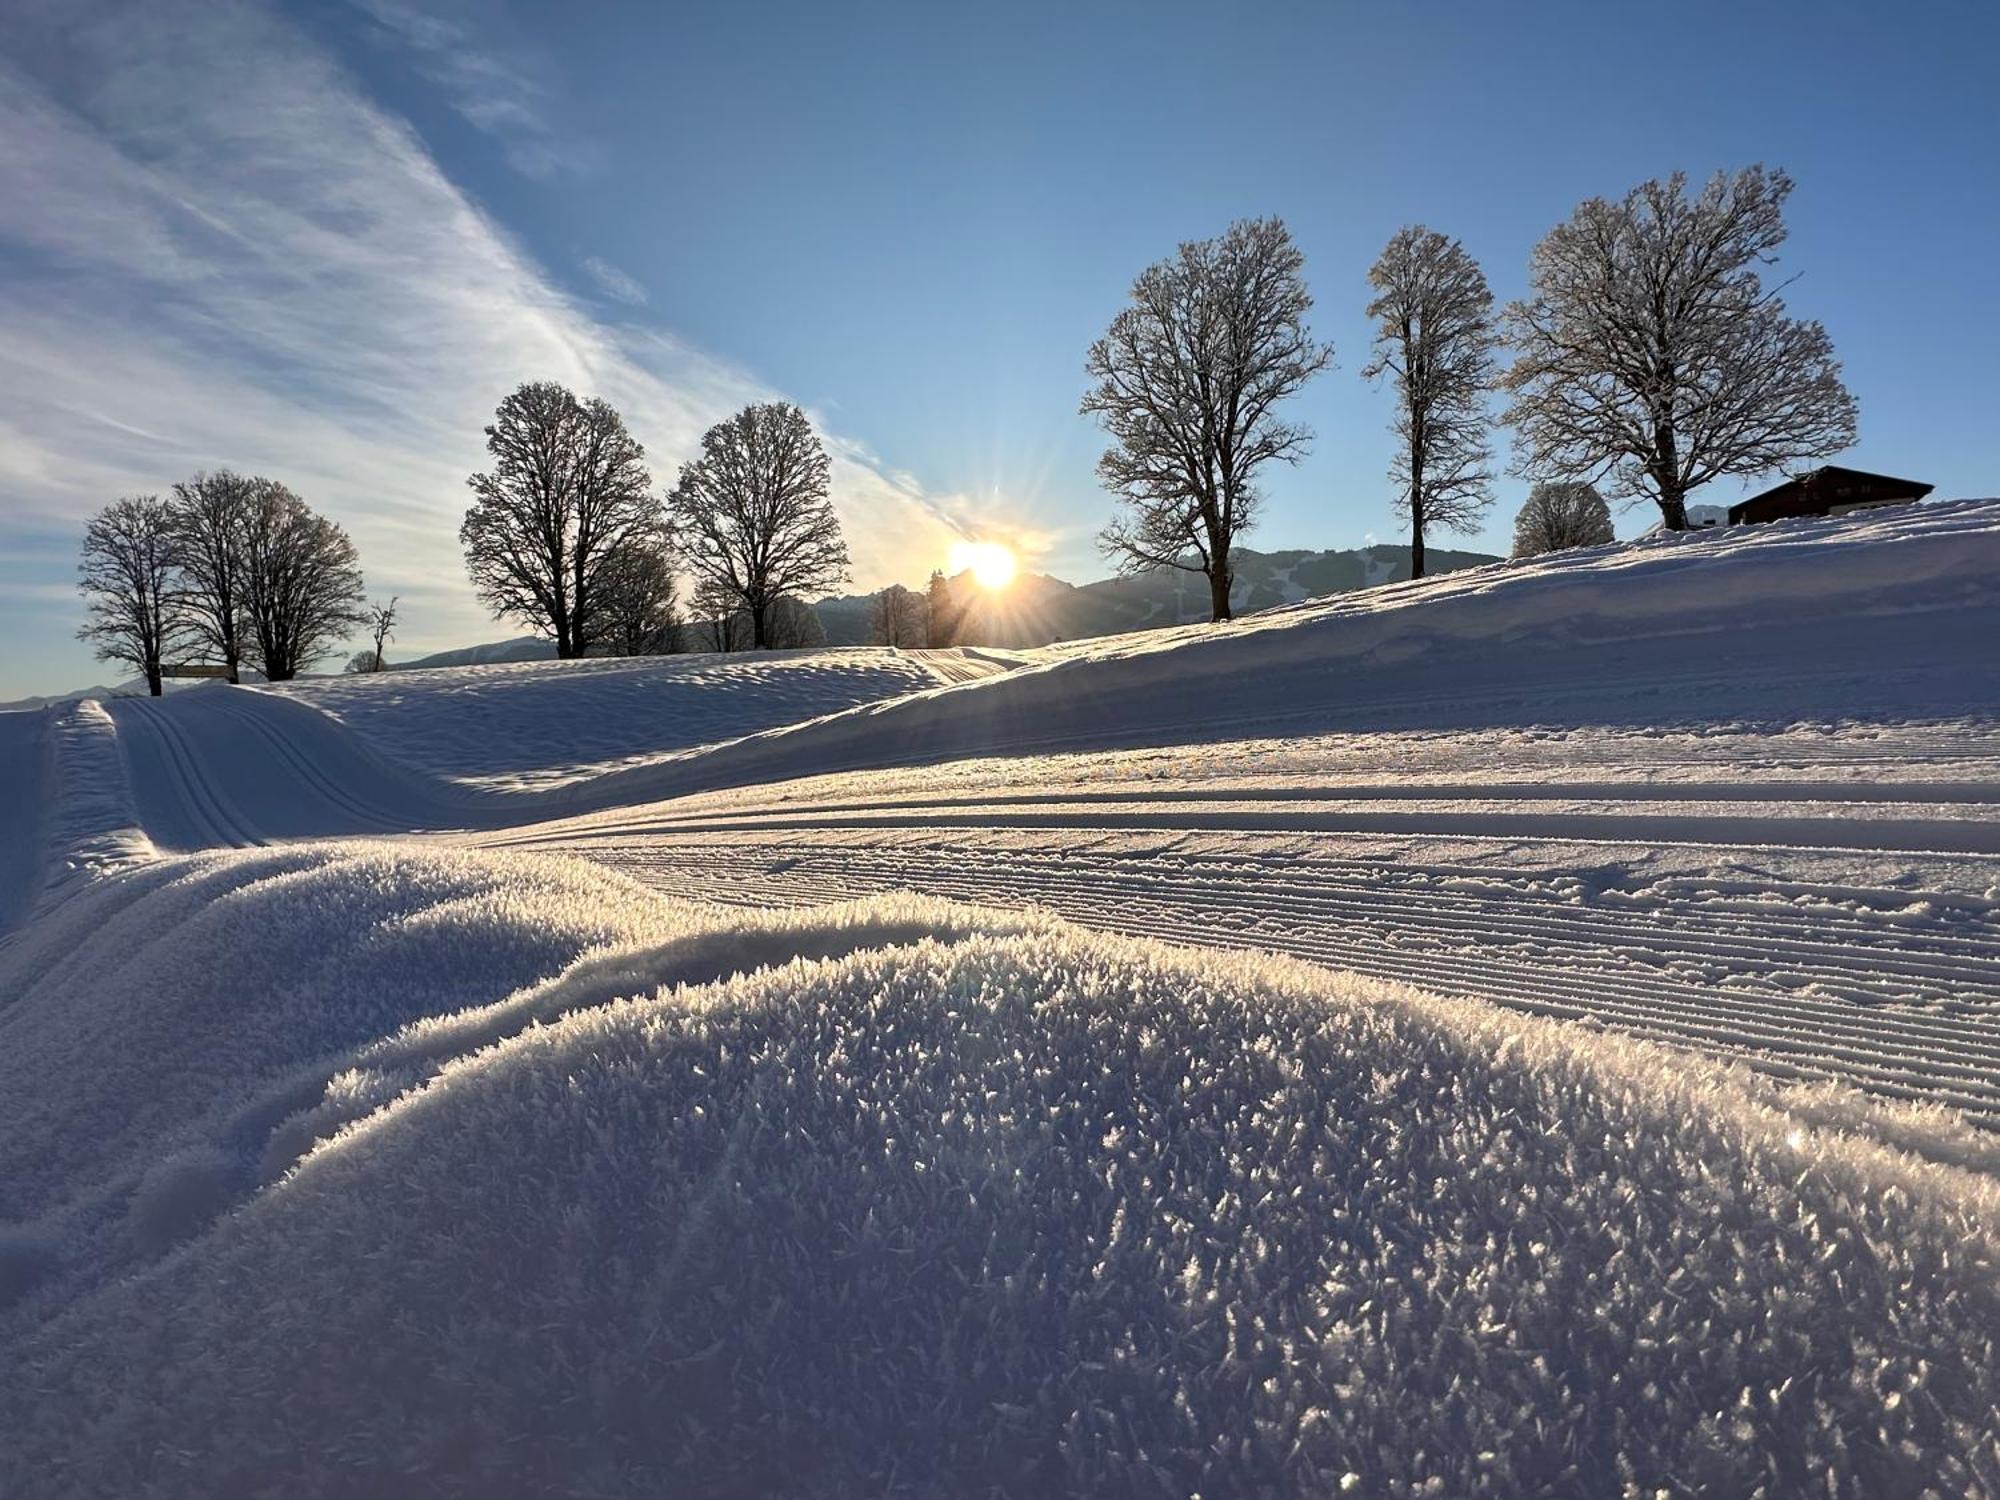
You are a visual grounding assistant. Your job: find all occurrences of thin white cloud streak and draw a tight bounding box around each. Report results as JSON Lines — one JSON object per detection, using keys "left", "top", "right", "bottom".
{"left": 0, "top": 0, "right": 969, "bottom": 672}
{"left": 347, "top": 0, "right": 577, "bottom": 178}
{"left": 581, "top": 255, "right": 649, "bottom": 307}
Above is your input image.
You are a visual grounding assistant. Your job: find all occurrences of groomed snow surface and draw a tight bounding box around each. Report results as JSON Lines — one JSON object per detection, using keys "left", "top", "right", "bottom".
{"left": 3, "top": 501, "right": 1999, "bottom": 1494}
{"left": 2, "top": 847, "right": 1996, "bottom": 1497}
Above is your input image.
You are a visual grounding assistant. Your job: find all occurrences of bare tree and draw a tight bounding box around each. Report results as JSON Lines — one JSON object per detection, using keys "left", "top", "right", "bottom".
{"left": 1082, "top": 217, "right": 1332, "bottom": 621}
{"left": 869, "top": 583, "right": 926, "bottom": 647}
{"left": 666, "top": 402, "right": 850, "bottom": 648}
{"left": 344, "top": 649, "right": 384, "bottom": 674}
{"left": 364, "top": 596, "right": 399, "bottom": 672}
{"left": 1511, "top": 482, "right": 1615, "bottom": 558}
{"left": 1364, "top": 227, "right": 1499, "bottom": 579}
{"left": 765, "top": 595, "right": 826, "bottom": 649}
{"left": 1500, "top": 166, "right": 1857, "bottom": 531}
{"left": 690, "top": 579, "right": 747, "bottom": 653}
{"left": 76, "top": 495, "right": 190, "bottom": 696}
{"left": 168, "top": 470, "right": 256, "bottom": 683}
{"left": 239, "top": 480, "right": 367, "bottom": 680}
{"left": 925, "top": 570, "right": 961, "bottom": 648}
{"left": 461, "top": 382, "right": 659, "bottom": 658}
{"left": 597, "top": 530, "right": 681, "bottom": 656}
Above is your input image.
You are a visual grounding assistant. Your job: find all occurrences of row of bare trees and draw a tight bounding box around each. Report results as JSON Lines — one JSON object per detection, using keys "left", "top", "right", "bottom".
{"left": 460, "top": 387, "right": 851, "bottom": 656}
{"left": 77, "top": 474, "right": 374, "bottom": 694}
{"left": 1085, "top": 165, "right": 1859, "bottom": 618}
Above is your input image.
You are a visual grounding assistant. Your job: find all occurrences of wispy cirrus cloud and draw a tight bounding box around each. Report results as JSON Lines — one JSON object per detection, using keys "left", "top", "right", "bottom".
{"left": 0, "top": 0, "right": 969, "bottom": 693}
{"left": 581, "top": 255, "right": 649, "bottom": 307}
{"left": 346, "top": 0, "right": 579, "bottom": 178}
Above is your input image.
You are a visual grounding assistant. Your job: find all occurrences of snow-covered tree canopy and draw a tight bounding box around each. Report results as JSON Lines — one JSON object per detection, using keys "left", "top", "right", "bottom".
{"left": 1512, "top": 480, "right": 1614, "bottom": 558}
{"left": 1500, "top": 166, "right": 1858, "bottom": 531}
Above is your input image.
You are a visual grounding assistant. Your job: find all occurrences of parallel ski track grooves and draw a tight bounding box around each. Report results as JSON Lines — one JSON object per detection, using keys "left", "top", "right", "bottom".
{"left": 572, "top": 839, "right": 2000, "bottom": 1125}
{"left": 118, "top": 697, "right": 261, "bottom": 849}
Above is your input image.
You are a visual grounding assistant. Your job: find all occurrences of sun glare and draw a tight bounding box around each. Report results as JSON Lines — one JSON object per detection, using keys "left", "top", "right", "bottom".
{"left": 949, "top": 540, "right": 1017, "bottom": 590}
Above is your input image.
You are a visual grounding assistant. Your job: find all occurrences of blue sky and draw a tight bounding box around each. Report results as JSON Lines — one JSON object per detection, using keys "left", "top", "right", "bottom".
{"left": 2, "top": 0, "right": 1996, "bottom": 699}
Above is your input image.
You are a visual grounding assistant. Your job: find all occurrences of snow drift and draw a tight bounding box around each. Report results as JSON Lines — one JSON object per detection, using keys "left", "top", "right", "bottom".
{"left": 1, "top": 847, "right": 1995, "bottom": 1497}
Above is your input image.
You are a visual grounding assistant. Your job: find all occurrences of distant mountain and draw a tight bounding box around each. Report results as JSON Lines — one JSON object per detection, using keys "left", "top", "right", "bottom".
{"left": 396, "top": 636, "right": 559, "bottom": 671}
{"left": 817, "top": 543, "right": 1501, "bottom": 648}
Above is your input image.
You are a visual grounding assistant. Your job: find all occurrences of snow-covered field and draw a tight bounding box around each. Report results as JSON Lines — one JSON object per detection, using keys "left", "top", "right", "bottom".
{"left": 2, "top": 501, "right": 1998, "bottom": 1493}
{"left": 268, "top": 645, "right": 1022, "bottom": 789}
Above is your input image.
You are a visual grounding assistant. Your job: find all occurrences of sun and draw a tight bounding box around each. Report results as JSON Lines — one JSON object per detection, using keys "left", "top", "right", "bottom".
{"left": 949, "top": 539, "right": 1017, "bottom": 591}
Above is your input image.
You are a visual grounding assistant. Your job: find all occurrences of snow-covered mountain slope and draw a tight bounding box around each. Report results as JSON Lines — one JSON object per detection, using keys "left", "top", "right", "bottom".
{"left": 1, "top": 845, "right": 1994, "bottom": 1497}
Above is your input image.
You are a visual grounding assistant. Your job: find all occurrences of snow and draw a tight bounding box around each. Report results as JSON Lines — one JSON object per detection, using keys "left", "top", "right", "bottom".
{"left": 266, "top": 646, "right": 1019, "bottom": 789}
{"left": 2, "top": 498, "right": 1999, "bottom": 1490}
{"left": 1, "top": 848, "right": 1995, "bottom": 1495}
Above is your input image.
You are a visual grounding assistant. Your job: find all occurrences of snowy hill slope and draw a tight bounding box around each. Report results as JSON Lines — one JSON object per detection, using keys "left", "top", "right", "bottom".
{"left": 71, "top": 499, "right": 2000, "bottom": 861}
{"left": 1, "top": 844, "right": 1995, "bottom": 1497}
{"left": 626, "top": 499, "right": 2000, "bottom": 791}
{"left": 268, "top": 646, "right": 1021, "bottom": 789}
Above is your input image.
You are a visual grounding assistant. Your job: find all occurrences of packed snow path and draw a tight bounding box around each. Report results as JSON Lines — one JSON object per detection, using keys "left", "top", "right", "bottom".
{"left": 495, "top": 724, "right": 2000, "bottom": 1126}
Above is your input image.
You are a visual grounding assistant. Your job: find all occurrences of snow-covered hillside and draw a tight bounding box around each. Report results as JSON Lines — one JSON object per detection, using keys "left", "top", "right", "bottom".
{"left": 2, "top": 501, "right": 1998, "bottom": 1494}
{"left": 270, "top": 646, "right": 1020, "bottom": 788}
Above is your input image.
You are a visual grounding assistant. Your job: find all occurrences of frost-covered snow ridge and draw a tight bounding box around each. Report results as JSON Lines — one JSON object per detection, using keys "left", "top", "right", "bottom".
{"left": 1, "top": 846, "right": 1996, "bottom": 1497}
{"left": 2, "top": 501, "right": 1998, "bottom": 1494}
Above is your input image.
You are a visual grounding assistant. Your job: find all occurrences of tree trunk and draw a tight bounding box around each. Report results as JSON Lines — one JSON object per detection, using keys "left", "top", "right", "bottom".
{"left": 1657, "top": 488, "right": 1689, "bottom": 531}
{"left": 751, "top": 602, "right": 770, "bottom": 650}
{"left": 146, "top": 666, "right": 163, "bottom": 697}
{"left": 1408, "top": 430, "right": 1427, "bottom": 580}
{"left": 1206, "top": 562, "right": 1233, "bottom": 623}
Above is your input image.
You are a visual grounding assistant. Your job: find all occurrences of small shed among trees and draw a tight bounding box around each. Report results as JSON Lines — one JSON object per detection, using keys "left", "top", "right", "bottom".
{"left": 1727, "top": 466, "right": 1932, "bottom": 525}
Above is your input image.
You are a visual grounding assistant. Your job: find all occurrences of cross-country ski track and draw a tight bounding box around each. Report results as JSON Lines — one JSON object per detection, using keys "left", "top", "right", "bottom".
{"left": 12, "top": 501, "right": 2000, "bottom": 1130}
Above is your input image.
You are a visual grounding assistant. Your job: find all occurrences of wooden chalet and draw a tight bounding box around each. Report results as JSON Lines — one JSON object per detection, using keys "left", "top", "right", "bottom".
{"left": 1727, "top": 466, "right": 1933, "bottom": 526}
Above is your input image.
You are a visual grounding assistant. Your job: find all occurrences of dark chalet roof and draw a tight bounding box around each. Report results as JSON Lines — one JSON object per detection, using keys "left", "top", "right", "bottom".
{"left": 1728, "top": 466, "right": 1934, "bottom": 525}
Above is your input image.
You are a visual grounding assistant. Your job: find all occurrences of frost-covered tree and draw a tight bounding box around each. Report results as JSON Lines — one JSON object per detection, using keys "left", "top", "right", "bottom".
{"left": 461, "top": 382, "right": 659, "bottom": 658}
{"left": 870, "top": 583, "right": 926, "bottom": 647}
{"left": 1363, "top": 227, "right": 1499, "bottom": 579}
{"left": 1083, "top": 217, "right": 1332, "bottom": 621}
{"left": 666, "top": 403, "right": 849, "bottom": 649}
{"left": 1511, "top": 481, "right": 1615, "bottom": 558}
{"left": 597, "top": 531, "right": 680, "bottom": 656}
{"left": 168, "top": 470, "right": 257, "bottom": 683}
{"left": 238, "top": 480, "right": 367, "bottom": 680}
{"left": 1500, "top": 166, "right": 1857, "bottom": 531}
{"left": 76, "top": 495, "right": 190, "bottom": 697}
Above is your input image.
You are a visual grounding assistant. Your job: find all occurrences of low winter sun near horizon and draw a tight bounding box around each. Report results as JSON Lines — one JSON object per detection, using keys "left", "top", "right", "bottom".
{"left": 3, "top": 1, "right": 1998, "bottom": 1496}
